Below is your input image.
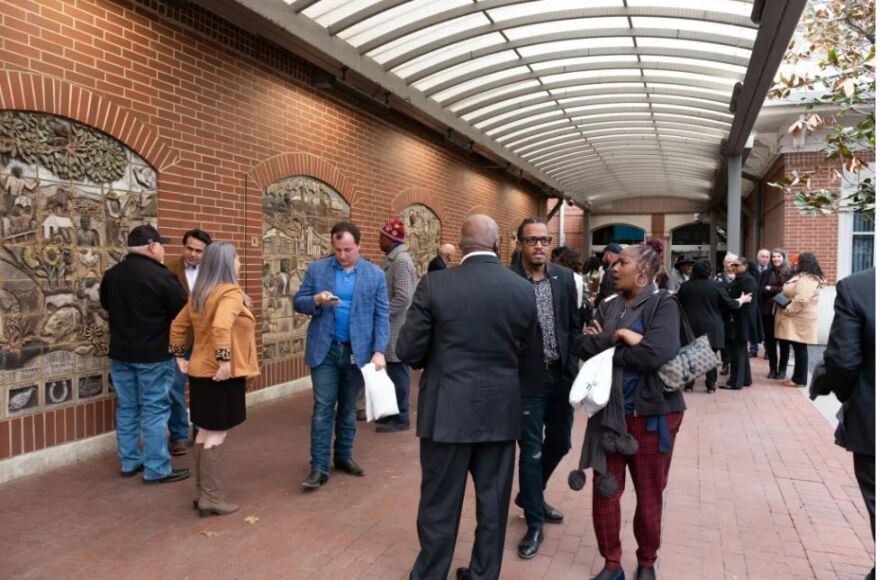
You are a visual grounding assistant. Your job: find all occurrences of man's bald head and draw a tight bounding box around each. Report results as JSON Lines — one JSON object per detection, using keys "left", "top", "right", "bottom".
{"left": 439, "top": 243, "right": 455, "bottom": 264}
{"left": 459, "top": 214, "right": 500, "bottom": 256}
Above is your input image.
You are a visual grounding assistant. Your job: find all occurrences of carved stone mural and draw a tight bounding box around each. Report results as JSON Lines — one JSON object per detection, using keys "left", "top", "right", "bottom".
{"left": 0, "top": 111, "right": 158, "bottom": 417}
{"left": 262, "top": 176, "right": 350, "bottom": 363}
{"left": 400, "top": 204, "right": 441, "bottom": 278}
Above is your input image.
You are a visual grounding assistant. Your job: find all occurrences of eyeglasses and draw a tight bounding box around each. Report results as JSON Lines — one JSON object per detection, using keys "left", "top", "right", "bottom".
{"left": 519, "top": 236, "right": 553, "bottom": 246}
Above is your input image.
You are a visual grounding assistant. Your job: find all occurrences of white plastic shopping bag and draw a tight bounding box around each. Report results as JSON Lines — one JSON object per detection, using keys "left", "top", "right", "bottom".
{"left": 569, "top": 347, "right": 615, "bottom": 417}
{"left": 360, "top": 363, "right": 400, "bottom": 422}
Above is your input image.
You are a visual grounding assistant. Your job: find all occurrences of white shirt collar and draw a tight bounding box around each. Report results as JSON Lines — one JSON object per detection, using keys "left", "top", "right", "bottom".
{"left": 461, "top": 251, "right": 497, "bottom": 263}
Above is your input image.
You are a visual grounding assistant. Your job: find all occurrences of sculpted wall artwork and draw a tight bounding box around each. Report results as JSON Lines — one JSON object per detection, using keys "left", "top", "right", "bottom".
{"left": 262, "top": 176, "right": 350, "bottom": 362}
{"left": 400, "top": 204, "right": 441, "bottom": 278}
{"left": 0, "top": 111, "right": 158, "bottom": 417}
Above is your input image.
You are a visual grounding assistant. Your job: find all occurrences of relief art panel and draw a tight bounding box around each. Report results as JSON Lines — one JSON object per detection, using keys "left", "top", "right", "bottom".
{"left": 262, "top": 176, "right": 350, "bottom": 363}
{"left": 0, "top": 111, "right": 158, "bottom": 417}
{"left": 400, "top": 204, "right": 441, "bottom": 279}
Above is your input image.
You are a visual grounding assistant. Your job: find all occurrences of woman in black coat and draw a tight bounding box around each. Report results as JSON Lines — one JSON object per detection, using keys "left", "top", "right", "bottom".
{"left": 677, "top": 260, "right": 751, "bottom": 392}
{"left": 720, "top": 257, "right": 762, "bottom": 389}
{"left": 760, "top": 248, "right": 793, "bottom": 379}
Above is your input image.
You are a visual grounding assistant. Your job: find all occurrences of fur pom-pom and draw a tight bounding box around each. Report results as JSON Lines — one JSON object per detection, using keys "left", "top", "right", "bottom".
{"left": 597, "top": 473, "right": 619, "bottom": 497}
{"left": 568, "top": 470, "right": 586, "bottom": 491}
{"left": 616, "top": 433, "right": 639, "bottom": 456}
{"left": 600, "top": 431, "right": 618, "bottom": 453}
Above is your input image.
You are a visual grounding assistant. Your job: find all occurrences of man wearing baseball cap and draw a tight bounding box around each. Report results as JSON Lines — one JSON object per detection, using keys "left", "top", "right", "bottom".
{"left": 376, "top": 218, "right": 416, "bottom": 432}
{"left": 100, "top": 224, "right": 191, "bottom": 484}
{"left": 596, "top": 242, "right": 624, "bottom": 304}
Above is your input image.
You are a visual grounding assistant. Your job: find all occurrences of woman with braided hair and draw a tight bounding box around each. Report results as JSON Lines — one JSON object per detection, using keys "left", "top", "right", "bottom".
{"left": 572, "top": 239, "right": 686, "bottom": 580}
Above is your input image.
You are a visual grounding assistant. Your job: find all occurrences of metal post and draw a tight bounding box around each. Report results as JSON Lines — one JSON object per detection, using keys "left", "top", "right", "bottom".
{"left": 709, "top": 210, "right": 718, "bottom": 272}
{"left": 752, "top": 181, "right": 762, "bottom": 255}
{"left": 727, "top": 154, "right": 742, "bottom": 256}
{"left": 559, "top": 202, "right": 566, "bottom": 246}
{"left": 583, "top": 210, "right": 591, "bottom": 258}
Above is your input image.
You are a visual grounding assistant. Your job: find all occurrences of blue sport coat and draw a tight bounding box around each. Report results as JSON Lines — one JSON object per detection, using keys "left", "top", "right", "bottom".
{"left": 293, "top": 256, "right": 390, "bottom": 369}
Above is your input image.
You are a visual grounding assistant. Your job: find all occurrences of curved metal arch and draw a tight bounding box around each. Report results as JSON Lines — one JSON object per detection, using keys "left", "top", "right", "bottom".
{"left": 453, "top": 75, "right": 734, "bottom": 116}
{"left": 534, "top": 147, "right": 721, "bottom": 175}
{"left": 547, "top": 151, "right": 720, "bottom": 176}
{"left": 544, "top": 158, "right": 717, "bottom": 181}
{"left": 330, "top": 0, "right": 521, "bottom": 37}
{"left": 373, "top": 6, "right": 755, "bottom": 66}
{"left": 566, "top": 174, "right": 714, "bottom": 190}
{"left": 493, "top": 103, "right": 732, "bottom": 141}
{"left": 509, "top": 115, "right": 729, "bottom": 152}
{"left": 520, "top": 125, "right": 724, "bottom": 161}
{"left": 577, "top": 126, "right": 726, "bottom": 142}
{"left": 536, "top": 119, "right": 727, "bottom": 140}
{"left": 479, "top": 94, "right": 731, "bottom": 134}
{"left": 560, "top": 175, "right": 712, "bottom": 194}
{"left": 553, "top": 163, "right": 716, "bottom": 183}
{"left": 438, "top": 60, "right": 742, "bottom": 108}
{"left": 545, "top": 152, "right": 719, "bottom": 174}
{"left": 400, "top": 28, "right": 755, "bottom": 81}
{"left": 586, "top": 190, "right": 711, "bottom": 202}
{"left": 422, "top": 46, "right": 748, "bottom": 96}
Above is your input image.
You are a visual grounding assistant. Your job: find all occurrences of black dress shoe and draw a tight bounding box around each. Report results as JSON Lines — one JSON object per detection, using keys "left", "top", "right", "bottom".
{"left": 302, "top": 470, "right": 328, "bottom": 489}
{"left": 120, "top": 465, "right": 144, "bottom": 478}
{"left": 335, "top": 459, "right": 364, "bottom": 476}
{"left": 543, "top": 501, "right": 564, "bottom": 523}
{"left": 636, "top": 565, "right": 656, "bottom": 580}
{"left": 718, "top": 384, "right": 742, "bottom": 390}
{"left": 143, "top": 468, "right": 190, "bottom": 484}
{"left": 518, "top": 526, "right": 544, "bottom": 559}
{"left": 767, "top": 370, "right": 777, "bottom": 379}
{"left": 455, "top": 567, "right": 470, "bottom": 580}
{"left": 706, "top": 383, "right": 716, "bottom": 393}
{"left": 514, "top": 495, "right": 564, "bottom": 523}
{"left": 591, "top": 567, "right": 625, "bottom": 580}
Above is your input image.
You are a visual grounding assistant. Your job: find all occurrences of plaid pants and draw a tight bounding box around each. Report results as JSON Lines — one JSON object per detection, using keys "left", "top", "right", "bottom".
{"left": 593, "top": 412, "right": 684, "bottom": 569}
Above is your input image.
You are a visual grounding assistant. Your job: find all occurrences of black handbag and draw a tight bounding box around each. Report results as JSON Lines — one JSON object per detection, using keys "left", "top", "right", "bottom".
{"left": 648, "top": 293, "right": 719, "bottom": 392}
{"left": 772, "top": 292, "right": 792, "bottom": 309}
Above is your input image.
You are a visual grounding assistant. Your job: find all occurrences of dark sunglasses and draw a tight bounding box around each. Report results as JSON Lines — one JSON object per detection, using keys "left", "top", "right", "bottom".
{"left": 519, "top": 236, "right": 553, "bottom": 246}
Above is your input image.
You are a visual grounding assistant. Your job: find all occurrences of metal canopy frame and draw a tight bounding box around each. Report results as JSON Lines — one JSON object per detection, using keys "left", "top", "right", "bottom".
{"left": 203, "top": 0, "right": 804, "bottom": 204}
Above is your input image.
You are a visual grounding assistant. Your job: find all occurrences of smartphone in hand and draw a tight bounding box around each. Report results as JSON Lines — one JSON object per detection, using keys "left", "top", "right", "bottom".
{"left": 326, "top": 295, "right": 341, "bottom": 305}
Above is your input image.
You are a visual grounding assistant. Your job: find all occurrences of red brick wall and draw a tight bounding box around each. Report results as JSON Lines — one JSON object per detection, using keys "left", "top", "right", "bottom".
{"left": 0, "top": 0, "right": 541, "bottom": 459}
{"left": 546, "top": 201, "right": 584, "bottom": 259}
{"left": 759, "top": 150, "right": 875, "bottom": 283}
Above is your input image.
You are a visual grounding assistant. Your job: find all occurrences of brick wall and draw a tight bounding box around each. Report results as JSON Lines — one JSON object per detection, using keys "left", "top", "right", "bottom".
{"left": 0, "top": 0, "right": 541, "bottom": 459}
{"left": 760, "top": 150, "right": 875, "bottom": 284}
{"left": 546, "top": 201, "right": 585, "bottom": 260}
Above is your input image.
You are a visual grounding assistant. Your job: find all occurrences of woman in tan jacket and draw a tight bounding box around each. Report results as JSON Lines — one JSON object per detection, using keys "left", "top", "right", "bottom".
{"left": 170, "top": 242, "right": 258, "bottom": 517}
{"left": 774, "top": 252, "right": 824, "bottom": 387}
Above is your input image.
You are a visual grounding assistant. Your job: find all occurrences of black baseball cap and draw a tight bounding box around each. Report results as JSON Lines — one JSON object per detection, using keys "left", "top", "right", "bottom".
{"left": 605, "top": 242, "right": 623, "bottom": 254}
{"left": 127, "top": 224, "right": 171, "bottom": 246}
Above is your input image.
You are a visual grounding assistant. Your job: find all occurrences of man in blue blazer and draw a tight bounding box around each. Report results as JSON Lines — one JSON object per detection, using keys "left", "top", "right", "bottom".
{"left": 294, "top": 221, "right": 390, "bottom": 489}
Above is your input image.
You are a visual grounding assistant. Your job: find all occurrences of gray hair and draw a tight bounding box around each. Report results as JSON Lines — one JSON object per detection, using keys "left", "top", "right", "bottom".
{"left": 190, "top": 242, "right": 250, "bottom": 312}
{"left": 723, "top": 252, "right": 738, "bottom": 263}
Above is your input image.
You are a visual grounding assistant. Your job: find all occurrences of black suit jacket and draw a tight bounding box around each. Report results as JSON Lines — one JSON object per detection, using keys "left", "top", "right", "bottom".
{"left": 510, "top": 261, "right": 581, "bottom": 393}
{"left": 811, "top": 268, "right": 875, "bottom": 455}
{"left": 677, "top": 278, "right": 741, "bottom": 351}
{"left": 727, "top": 273, "right": 763, "bottom": 342}
{"left": 427, "top": 255, "right": 446, "bottom": 272}
{"left": 397, "top": 254, "right": 539, "bottom": 443}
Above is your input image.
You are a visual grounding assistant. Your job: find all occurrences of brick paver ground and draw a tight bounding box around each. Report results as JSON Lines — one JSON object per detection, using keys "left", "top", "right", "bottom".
{"left": 0, "top": 357, "right": 874, "bottom": 579}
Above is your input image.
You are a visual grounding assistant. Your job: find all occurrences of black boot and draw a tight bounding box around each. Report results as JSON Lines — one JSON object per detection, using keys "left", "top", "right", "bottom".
{"left": 636, "top": 566, "right": 656, "bottom": 580}
{"left": 517, "top": 526, "right": 544, "bottom": 559}
{"left": 591, "top": 568, "right": 625, "bottom": 580}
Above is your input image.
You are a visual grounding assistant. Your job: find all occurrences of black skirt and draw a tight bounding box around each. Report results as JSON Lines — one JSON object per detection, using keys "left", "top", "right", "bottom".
{"left": 189, "top": 376, "right": 246, "bottom": 431}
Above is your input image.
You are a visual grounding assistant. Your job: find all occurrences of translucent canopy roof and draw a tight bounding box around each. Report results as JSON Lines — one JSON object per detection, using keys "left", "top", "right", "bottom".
{"left": 280, "top": 0, "right": 760, "bottom": 201}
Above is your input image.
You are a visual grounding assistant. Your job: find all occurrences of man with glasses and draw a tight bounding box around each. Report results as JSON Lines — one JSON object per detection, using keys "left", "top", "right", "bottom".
{"left": 165, "top": 228, "right": 213, "bottom": 454}
{"left": 100, "top": 225, "right": 190, "bottom": 484}
{"left": 509, "top": 217, "right": 581, "bottom": 559}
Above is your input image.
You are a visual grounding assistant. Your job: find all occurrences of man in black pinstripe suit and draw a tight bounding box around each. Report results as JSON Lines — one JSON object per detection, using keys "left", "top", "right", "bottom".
{"left": 398, "top": 214, "right": 540, "bottom": 580}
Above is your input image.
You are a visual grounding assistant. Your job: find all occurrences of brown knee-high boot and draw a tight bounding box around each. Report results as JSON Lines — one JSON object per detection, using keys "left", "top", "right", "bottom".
{"left": 198, "top": 445, "right": 238, "bottom": 517}
{"left": 192, "top": 444, "right": 202, "bottom": 510}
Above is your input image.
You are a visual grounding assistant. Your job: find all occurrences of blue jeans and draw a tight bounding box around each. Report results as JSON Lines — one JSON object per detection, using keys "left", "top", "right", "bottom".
{"left": 517, "top": 364, "right": 574, "bottom": 527}
{"left": 386, "top": 361, "right": 411, "bottom": 427}
{"left": 168, "top": 350, "right": 191, "bottom": 443}
{"left": 309, "top": 341, "right": 363, "bottom": 474}
{"left": 111, "top": 358, "right": 175, "bottom": 480}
